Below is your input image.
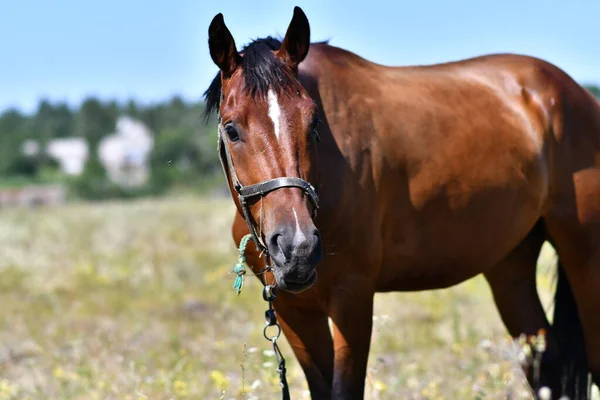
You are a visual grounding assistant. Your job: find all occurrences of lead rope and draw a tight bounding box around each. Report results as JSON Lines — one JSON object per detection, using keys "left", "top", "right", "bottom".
{"left": 232, "top": 234, "right": 291, "bottom": 400}
{"left": 232, "top": 234, "right": 252, "bottom": 295}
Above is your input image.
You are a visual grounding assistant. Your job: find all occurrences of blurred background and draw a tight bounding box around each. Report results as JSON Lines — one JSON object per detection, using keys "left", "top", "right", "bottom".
{"left": 0, "top": 1, "right": 598, "bottom": 399}
{"left": 0, "top": 0, "right": 598, "bottom": 203}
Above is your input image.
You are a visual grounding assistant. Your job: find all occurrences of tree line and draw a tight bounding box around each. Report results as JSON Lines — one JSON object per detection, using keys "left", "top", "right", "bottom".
{"left": 0, "top": 96, "right": 220, "bottom": 199}
{"left": 0, "top": 85, "right": 599, "bottom": 200}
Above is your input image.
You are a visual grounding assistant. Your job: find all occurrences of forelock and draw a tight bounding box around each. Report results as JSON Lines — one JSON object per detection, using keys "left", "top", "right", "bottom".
{"left": 203, "top": 36, "right": 302, "bottom": 121}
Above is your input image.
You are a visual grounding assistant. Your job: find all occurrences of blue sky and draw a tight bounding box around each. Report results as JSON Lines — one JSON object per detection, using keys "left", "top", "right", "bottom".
{"left": 1, "top": 0, "right": 598, "bottom": 114}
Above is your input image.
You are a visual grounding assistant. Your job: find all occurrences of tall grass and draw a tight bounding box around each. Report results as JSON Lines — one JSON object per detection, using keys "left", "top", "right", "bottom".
{"left": 0, "top": 196, "right": 595, "bottom": 399}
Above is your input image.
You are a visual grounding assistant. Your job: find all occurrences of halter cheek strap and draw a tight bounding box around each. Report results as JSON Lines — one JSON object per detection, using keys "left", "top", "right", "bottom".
{"left": 215, "top": 92, "right": 308, "bottom": 400}
{"left": 216, "top": 109, "right": 319, "bottom": 256}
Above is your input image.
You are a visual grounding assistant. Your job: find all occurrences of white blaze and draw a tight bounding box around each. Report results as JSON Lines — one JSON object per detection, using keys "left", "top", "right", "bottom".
{"left": 292, "top": 208, "right": 307, "bottom": 245}
{"left": 267, "top": 89, "right": 281, "bottom": 140}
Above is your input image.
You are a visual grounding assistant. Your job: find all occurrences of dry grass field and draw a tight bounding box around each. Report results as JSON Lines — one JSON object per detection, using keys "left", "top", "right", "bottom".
{"left": 0, "top": 195, "right": 596, "bottom": 399}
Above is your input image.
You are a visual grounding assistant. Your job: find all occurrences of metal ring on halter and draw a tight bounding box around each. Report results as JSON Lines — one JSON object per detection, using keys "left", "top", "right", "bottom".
{"left": 264, "top": 323, "right": 282, "bottom": 341}
{"left": 262, "top": 285, "right": 277, "bottom": 302}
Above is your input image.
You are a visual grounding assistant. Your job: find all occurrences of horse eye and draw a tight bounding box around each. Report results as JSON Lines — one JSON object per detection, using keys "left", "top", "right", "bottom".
{"left": 225, "top": 125, "right": 240, "bottom": 142}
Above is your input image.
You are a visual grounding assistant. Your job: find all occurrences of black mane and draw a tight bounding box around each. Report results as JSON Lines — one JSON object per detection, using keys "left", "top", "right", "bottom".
{"left": 202, "top": 36, "right": 301, "bottom": 122}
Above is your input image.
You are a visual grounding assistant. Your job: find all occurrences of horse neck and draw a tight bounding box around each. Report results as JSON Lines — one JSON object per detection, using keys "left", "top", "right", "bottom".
{"left": 298, "top": 48, "right": 366, "bottom": 234}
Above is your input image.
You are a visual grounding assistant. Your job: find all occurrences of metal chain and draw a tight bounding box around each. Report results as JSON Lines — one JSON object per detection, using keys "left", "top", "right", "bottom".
{"left": 262, "top": 284, "right": 291, "bottom": 400}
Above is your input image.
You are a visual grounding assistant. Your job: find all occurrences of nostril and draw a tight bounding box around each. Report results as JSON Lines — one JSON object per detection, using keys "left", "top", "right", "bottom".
{"left": 276, "top": 234, "right": 288, "bottom": 261}
{"left": 312, "top": 228, "right": 322, "bottom": 246}
{"left": 313, "top": 228, "right": 321, "bottom": 240}
{"left": 312, "top": 229, "right": 323, "bottom": 262}
{"left": 268, "top": 232, "right": 290, "bottom": 262}
{"left": 268, "top": 233, "right": 277, "bottom": 243}
{"left": 269, "top": 233, "right": 281, "bottom": 250}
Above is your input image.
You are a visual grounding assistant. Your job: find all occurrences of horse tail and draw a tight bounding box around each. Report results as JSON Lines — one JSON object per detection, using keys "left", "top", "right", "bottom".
{"left": 552, "top": 259, "right": 590, "bottom": 399}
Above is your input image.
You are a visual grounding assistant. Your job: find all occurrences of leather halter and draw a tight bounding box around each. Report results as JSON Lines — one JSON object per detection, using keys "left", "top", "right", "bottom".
{"left": 215, "top": 94, "right": 320, "bottom": 256}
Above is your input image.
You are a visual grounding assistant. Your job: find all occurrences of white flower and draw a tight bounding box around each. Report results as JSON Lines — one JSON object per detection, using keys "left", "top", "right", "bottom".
{"left": 263, "top": 349, "right": 275, "bottom": 357}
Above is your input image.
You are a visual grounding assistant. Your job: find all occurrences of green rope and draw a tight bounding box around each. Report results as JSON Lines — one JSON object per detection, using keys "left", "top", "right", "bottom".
{"left": 232, "top": 234, "right": 253, "bottom": 295}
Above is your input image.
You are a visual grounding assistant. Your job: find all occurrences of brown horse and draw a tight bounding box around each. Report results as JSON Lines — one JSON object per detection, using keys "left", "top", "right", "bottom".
{"left": 203, "top": 6, "right": 600, "bottom": 399}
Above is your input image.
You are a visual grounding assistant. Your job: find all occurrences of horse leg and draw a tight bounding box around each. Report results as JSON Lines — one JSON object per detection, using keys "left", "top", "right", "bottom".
{"left": 272, "top": 296, "right": 335, "bottom": 399}
{"left": 541, "top": 162, "right": 600, "bottom": 399}
{"left": 484, "top": 220, "right": 562, "bottom": 396}
{"left": 545, "top": 215, "right": 600, "bottom": 399}
{"left": 328, "top": 283, "right": 374, "bottom": 399}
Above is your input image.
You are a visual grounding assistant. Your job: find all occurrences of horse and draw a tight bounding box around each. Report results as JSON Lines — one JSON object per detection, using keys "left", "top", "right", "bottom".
{"left": 203, "top": 6, "right": 600, "bottom": 399}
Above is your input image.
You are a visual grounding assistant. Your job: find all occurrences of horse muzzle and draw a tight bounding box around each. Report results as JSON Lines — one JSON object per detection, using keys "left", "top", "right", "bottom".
{"left": 267, "top": 224, "right": 322, "bottom": 293}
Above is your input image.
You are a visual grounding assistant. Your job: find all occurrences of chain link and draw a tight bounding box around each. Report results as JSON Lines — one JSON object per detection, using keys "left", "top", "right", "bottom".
{"left": 261, "top": 284, "right": 290, "bottom": 400}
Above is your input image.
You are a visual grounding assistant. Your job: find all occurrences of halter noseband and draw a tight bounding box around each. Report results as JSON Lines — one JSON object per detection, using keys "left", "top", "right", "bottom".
{"left": 215, "top": 93, "right": 320, "bottom": 256}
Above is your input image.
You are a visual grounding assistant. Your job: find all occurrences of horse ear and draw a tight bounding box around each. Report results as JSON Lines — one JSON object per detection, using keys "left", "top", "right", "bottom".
{"left": 208, "top": 13, "right": 241, "bottom": 77}
{"left": 277, "top": 6, "right": 310, "bottom": 69}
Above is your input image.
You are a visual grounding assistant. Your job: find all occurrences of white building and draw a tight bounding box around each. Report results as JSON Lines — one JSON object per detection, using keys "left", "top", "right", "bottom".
{"left": 98, "top": 116, "right": 154, "bottom": 188}
{"left": 45, "top": 137, "right": 89, "bottom": 176}
{"left": 19, "top": 116, "right": 154, "bottom": 188}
